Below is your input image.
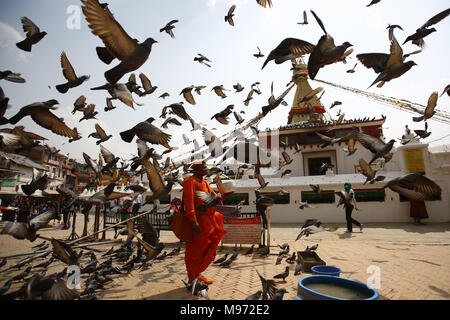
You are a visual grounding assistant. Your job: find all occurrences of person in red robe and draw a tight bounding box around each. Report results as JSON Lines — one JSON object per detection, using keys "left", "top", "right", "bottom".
{"left": 410, "top": 199, "right": 428, "bottom": 225}
{"left": 182, "top": 160, "right": 227, "bottom": 285}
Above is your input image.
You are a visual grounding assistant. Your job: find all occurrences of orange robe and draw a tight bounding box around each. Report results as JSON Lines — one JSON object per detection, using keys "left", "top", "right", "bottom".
{"left": 182, "top": 175, "right": 227, "bottom": 282}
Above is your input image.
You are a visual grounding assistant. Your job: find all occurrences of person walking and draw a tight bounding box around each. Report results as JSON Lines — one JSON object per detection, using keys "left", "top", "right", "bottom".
{"left": 131, "top": 193, "right": 143, "bottom": 216}
{"left": 182, "top": 160, "right": 227, "bottom": 286}
{"left": 341, "top": 182, "right": 363, "bottom": 233}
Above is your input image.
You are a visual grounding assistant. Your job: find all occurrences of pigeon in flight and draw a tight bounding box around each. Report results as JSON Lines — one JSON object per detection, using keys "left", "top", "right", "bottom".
{"left": 256, "top": 0, "right": 273, "bottom": 9}
{"left": 55, "top": 52, "right": 90, "bottom": 94}
{"left": 0, "top": 70, "right": 26, "bottom": 83}
{"left": 81, "top": 0, "right": 158, "bottom": 84}
{"left": 307, "top": 10, "right": 353, "bottom": 80}
{"left": 262, "top": 38, "right": 315, "bottom": 70}
{"left": 225, "top": 5, "right": 236, "bottom": 26}
{"left": 383, "top": 172, "right": 441, "bottom": 201}
{"left": 358, "top": 158, "right": 386, "bottom": 184}
{"left": 160, "top": 19, "right": 178, "bottom": 38}
{"left": 403, "top": 8, "right": 450, "bottom": 48}
{"left": 120, "top": 117, "right": 172, "bottom": 149}
{"left": 253, "top": 46, "right": 264, "bottom": 58}
{"left": 297, "top": 10, "right": 308, "bottom": 25}
{"left": 411, "top": 91, "right": 438, "bottom": 122}
{"left": 16, "top": 17, "right": 47, "bottom": 52}
{"left": 194, "top": 53, "right": 212, "bottom": 67}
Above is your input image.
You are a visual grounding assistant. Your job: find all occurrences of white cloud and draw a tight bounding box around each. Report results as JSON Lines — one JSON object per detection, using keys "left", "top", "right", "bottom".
{"left": 0, "top": 20, "right": 29, "bottom": 63}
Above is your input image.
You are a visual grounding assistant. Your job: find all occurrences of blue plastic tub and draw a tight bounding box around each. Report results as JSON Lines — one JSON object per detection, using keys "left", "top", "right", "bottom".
{"left": 311, "top": 265, "right": 341, "bottom": 277}
{"left": 297, "top": 275, "right": 379, "bottom": 300}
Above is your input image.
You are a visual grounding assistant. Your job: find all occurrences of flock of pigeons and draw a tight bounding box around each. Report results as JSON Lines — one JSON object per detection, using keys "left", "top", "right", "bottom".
{"left": 0, "top": 0, "right": 449, "bottom": 301}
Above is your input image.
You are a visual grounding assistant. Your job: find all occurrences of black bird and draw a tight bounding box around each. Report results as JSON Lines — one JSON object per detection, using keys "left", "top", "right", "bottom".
{"left": 366, "top": 0, "right": 381, "bottom": 6}
{"left": 246, "top": 290, "right": 262, "bottom": 300}
{"left": 55, "top": 52, "right": 90, "bottom": 94}
{"left": 0, "top": 279, "right": 13, "bottom": 296}
{"left": 81, "top": 0, "right": 158, "bottom": 84}
{"left": 12, "top": 266, "right": 32, "bottom": 281}
{"left": 286, "top": 252, "right": 296, "bottom": 264}
{"left": 225, "top": 5, "right": 236, "bottom": 26}
{"left": 359, "top": 158, "right": 386, "bottom": 184}
{"left": 0, "top": 257, "right": 7, "bottom": 268}
{"left": 355, "top": 131, "right": 396, "bottom": 165}
{"left": 195, "top": 190, "right": 221, "bottom": 212}
{"left": 120, "top": 117, "right": 171, "bottom": 148}
{"left": 16, "top": 17, "right": 47, "bottom": 52}
{"left": 219, "top": 257, "right": 234, "bottom": 267}
{"left": 275, "top": 253, "right": 284, "bottom": 265}
{"left": 310, "top": 184, "right": 321, "bottom": 195}
{"left": 411, "top": 91, "right": 438, "bottom": 122}
{"left": 8, "top": 100, "right": 80, "bottom": 141}
{"left": 308, "top": 10, "right": 353, "bottom": 80}
{"left": 245, "top": 244, "right": 255, "bottom": 255}
{"left": 33, "top": 257, "right": 55, "bottom": 269}
{"left": 403, "top": 8, "right": 450, "bottom": 48}
{"left": 160, "top": 19, "right": 178, "bottom": 38}
{"left": 0, "top": 70, "right": 26, "bottom": 83}
{"left": 213, "top": 253, "right": 229, "bottom": 264}
{"left": 253, "top": 46, "right": 264, "bottom": 58}
{"left": 256, "top": 270, "right": 278, "bottom": 300}
{"left": 194, "top": 53, "right": 212, "bottom": 67}
{"left": 51, "top": 238, "right": 80, "bottom": 266}
{"left": 274, "top": 266, "right": 289, "bottom": 281}
{"left": 262, "top": 38, "right": 315, "bottom": 70}
{"left": 383, "top": 172, "right": 442, "bottom": 201}
{"left": 1, "top": 207, "right": 53, "bottom": 241}
{"left": 414, "top": 122, "right": 431, "bottom": 139}
{"left": 273, "top": 288, "right": 288, "bottom": 300}
{"left": 211, "top": 105, "right": 234, "bottom": 125}
{"left": 294, "top": 263, "right": 302, "bottom": 276}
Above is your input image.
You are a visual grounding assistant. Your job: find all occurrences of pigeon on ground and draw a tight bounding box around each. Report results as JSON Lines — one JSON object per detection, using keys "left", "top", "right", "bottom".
{"left": 213, "top": 253, "right": 229, "bottom": 265}
{"left": 274, "top": 266, "right": 289, "bottom": 281}
{"left": 246, "top": 290, "right": 262, "bottom": 300}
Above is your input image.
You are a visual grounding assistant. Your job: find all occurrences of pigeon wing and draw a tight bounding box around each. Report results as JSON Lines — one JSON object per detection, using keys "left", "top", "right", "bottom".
{"left": 100, "top": 144, "right": 115, "bottom": 164}
{"left": 20, "top": 17, "right": 40, "bottom": 37}
{"left": 141, "top": 158, "right": 165, "bottom": 193}
{"left": 81, "top": 0, "right": 138, "bottom": 60}
{"left": 60, "top": 52, "right": 78, "bottom": 82}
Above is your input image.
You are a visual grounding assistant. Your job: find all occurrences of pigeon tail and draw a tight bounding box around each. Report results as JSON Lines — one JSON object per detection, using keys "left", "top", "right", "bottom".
{"left": 16, "top": 40, "right": 32, "bottom": 52}
{"left": 21, "top": 184, "right": 36, "bottom": 196}
{"left": 55, "top": 83, "right": 69, "bottom": 94}
{"left": 96, "top": 47, "right": 115, "bottom": 65}
{"left": 413, "top": 115, "right": 425, "bottom": 122}
{"left": 120, "top": 128, "right": 136, "bottom": 143}
{"left": 105, "top": 64, "right": 126, "bottom": 85}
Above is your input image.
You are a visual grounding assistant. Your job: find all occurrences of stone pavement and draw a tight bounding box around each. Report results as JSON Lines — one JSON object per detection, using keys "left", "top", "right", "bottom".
{"left": 1, "top": 215, "right": 449, "bottom": 300}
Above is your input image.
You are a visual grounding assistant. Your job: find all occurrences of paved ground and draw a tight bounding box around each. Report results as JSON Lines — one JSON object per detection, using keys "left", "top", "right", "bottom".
{"left": 1, "top": 212, "right": 449, "bottom": 300}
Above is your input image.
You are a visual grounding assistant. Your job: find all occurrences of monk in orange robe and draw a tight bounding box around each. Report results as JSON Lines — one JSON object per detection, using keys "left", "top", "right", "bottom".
{"left": 183, "top": 160, "right": 227, "bottom": 285}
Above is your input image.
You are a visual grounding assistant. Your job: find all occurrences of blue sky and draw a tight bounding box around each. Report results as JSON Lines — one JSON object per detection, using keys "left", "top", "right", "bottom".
{"left": 1, "top": 0, "right": 449, "bottom": 164}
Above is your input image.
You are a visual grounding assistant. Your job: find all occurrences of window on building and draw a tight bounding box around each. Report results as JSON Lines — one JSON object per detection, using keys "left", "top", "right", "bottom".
{"left": 260, "top": 191, "right": 290, "bottom": 204}
{"left": 308, "top": 157, "right": 331, "bottom": 176}
{"left": 301, "top": 190, "right": 335, "bottom": 204}
{"left": 354, "top": 188, "right": 385, "bottom": 202}
{"left": 222, "top": 193, "right": 249, "bottom": 205}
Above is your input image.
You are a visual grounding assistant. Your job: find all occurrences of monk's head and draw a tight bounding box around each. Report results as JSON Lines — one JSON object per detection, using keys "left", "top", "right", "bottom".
{"left": 191, "top": 160, "right": 207, "bottom": 178}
